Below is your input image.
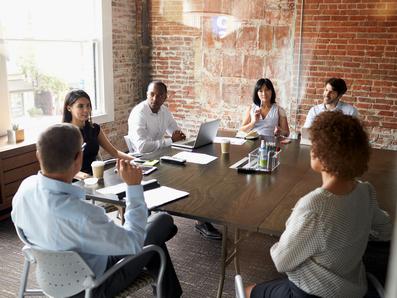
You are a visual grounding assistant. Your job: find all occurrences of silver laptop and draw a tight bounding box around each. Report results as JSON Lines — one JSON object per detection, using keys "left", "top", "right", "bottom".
{"left": 172, "top": 119, "right": 220, "bottom": 150}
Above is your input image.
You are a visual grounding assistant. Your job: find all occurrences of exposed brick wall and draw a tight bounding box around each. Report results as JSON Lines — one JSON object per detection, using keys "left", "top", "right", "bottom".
{"left": 148, "top": 0, "right": 296, "bottom": 137}
{"left": 145, "top": 0, "right": 396, "bottom": 149}
{"left": 294, "top": 0, "right": 397, "bottom": 149}
{"left": 100, "top": 0, "right": 143, "bottom": 157}
{"left": 100, "top": 0, "right": 396, "bottom": 153}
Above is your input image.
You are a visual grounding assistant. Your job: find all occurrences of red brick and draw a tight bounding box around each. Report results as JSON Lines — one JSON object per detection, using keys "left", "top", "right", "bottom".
{"left": 258, "top": 26, "right": 273, "bottom": 51}
{"left": 222, "top": 83, "right": 242, "bottom": 106}
{"left": 274, "top": 26, "right": 290, "bottom": 49}
{"left": 243, "top": 55, "right": 265, "bottom": 80}
{"left": 222, "top": 54, "right": 243, "bottom": 77}
{"left": 236, "top": 26, "right": 258, "bottom": 49}
{"left": 382, "top": 122, "right": 397, "bottom": 129}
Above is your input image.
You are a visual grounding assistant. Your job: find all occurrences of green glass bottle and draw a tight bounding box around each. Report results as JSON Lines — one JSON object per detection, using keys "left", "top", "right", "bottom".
{"left": 258, "top": 140, "right": 267, "bottom": 168}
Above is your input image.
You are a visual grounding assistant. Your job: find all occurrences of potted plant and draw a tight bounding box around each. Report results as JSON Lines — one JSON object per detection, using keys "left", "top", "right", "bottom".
{"left": 13, "top": 124, "right": 25, "bottom": 143}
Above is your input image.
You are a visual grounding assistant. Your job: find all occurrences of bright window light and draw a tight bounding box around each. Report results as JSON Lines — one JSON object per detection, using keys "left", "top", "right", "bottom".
{"left": 0, "top": 0, "right": 113, "bottom": 136}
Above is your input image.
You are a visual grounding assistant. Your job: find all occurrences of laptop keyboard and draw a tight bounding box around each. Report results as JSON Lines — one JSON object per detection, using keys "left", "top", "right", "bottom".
{"left": 184, "top": 140, "right": 195, "bottom": 146}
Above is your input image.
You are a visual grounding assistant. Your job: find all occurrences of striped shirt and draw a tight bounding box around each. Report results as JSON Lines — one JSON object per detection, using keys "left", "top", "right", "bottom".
{"left": 270, "top": 181, "right": 392, "bottom": 297}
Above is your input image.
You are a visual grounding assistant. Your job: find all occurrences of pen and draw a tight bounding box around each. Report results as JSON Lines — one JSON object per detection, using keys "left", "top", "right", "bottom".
{"left": 114, "top": 160, "right": 138, "bottom": 173}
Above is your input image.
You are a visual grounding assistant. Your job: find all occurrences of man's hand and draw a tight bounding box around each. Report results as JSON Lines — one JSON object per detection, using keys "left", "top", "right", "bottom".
{"left": 171, "top": 130, "right": 186, "bottom": 142}
{"left": 117, "top": 159, "right": 143, "bottom": 185}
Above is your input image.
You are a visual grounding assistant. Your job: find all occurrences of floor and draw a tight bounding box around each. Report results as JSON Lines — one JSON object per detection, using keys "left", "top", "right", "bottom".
{"left": 0, "top": 213, "right": 282, "bottom": 298}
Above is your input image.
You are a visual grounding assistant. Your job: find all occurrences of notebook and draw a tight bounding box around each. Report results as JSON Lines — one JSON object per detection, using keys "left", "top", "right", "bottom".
{"left": 172, "top": 119, "right": 220, "bottom": 150}
{"left": 300, "top": 127, "right": 312, "bottom": 146}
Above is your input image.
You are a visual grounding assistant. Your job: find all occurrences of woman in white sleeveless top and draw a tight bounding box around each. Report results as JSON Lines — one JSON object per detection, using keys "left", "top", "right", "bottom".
{"left": 241, "top": 78, "right": 289, "bottom": 137}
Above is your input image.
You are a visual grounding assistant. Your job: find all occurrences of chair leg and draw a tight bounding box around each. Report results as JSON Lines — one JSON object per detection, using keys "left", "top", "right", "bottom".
{"left": 18, "top": 260, "right": 30, "bottom": 298}
{"left": 85, "top": 288, "right": 93, "bottom": 298}
{"left": 217, "top": 225, "right": 228, "bottom": 298}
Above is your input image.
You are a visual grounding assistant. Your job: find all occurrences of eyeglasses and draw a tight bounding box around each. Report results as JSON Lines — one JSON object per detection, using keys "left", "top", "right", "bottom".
{"left": 81, "top": 142, "right": 87, "bottom": 151}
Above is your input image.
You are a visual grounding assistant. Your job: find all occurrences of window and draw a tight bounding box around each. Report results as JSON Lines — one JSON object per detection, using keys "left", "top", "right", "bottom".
{"left": 0, "top": 0, "right": 114, "bottom": 136}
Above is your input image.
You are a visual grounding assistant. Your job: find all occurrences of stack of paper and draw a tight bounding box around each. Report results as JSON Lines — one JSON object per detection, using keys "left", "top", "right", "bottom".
{"left": 96, "top": 180, "right": 189, "bottom": 210}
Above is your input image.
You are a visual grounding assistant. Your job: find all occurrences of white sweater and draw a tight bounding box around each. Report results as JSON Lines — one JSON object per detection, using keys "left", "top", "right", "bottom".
{"left": 271, "top": 181, "right": 392, "bottom": 297}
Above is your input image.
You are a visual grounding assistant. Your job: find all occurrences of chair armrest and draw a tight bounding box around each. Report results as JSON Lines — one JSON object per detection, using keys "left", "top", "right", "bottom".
{"left": 89, "top": 244, "right": 166, "bottom": 296}
{"left": 235, "top": 274, "right": 246, "bottom": 298}
{"left": 367, "top": 272, "right": 385, "bottom": 298}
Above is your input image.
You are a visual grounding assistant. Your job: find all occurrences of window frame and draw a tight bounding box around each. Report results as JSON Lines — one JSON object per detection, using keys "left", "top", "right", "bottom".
{"left": 0, "top": 0, "right": 114, "bottom": 137}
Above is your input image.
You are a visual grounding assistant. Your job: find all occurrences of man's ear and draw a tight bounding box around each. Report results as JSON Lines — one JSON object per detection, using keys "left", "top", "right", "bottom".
{"left": 36, "top": 150, "right": 42, "bottom": 164}
{"left": 74, "top": 150, "right": 82, "bottom": 161}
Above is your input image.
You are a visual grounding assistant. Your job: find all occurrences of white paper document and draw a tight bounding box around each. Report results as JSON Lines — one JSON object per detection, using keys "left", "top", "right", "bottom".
{"left": 97, "top": 182, "right": 189, "bottom": 210}
{"left": 144, "top": 186, "right": 189, "bottom": 209}
{"left": 214, "top": 137, "right": 246, "bottom": 145}
{"left": 173, "top": 151, "right": 217, "bottom": 165}
{"left": 97, "top": 183, "right": 126, "bottom": 195}
{"left": 97, "top": 179, "right": 157, "bottom": 195}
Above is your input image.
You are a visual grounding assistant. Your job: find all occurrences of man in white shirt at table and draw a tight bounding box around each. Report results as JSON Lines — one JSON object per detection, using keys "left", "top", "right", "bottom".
{"left": 128, "top": 81, "right": 222, "bottom": 240}
{"left": 128, "top": 80, "right": 186, "bottom": 154}
{"left": 11, "top": 123, "right": 182, "bottom": 298}
{"left": 303, "top": 77, "right": 358, "bottom": 128}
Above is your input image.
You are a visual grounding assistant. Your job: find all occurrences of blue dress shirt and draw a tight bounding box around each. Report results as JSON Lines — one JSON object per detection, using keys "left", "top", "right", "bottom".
{"left": 11, "top": 172, "right": 148, "bottom": 277}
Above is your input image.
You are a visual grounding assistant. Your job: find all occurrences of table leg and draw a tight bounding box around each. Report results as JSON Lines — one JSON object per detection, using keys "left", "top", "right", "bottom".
{"left": 234, "top": 228, "right": 240, "bottom": 274}
{"left": 217, "top": 225, "right": 228, "bottom": 298}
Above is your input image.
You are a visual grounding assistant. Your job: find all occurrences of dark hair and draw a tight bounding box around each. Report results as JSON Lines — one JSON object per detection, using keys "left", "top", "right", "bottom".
{"left": 148, "top": 81, "right": 167, "bottom": 94}
{"left": 62, "top": 90, "right": 92, "bottom": 123}
{"left": 37, "top": 123, "right": 82, "bottom": 173}
{"left": 252, "top": 78, "right": 276, "bottom": 107}
{"left": 325, "top": 78, "right": 347, "bottom": 96}
{"left": 310, "top": 111, "right": 370, "bottom": 179}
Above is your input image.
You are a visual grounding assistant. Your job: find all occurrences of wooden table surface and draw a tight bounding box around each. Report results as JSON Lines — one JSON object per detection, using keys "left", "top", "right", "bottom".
{"left": 83, "top": 132, "right": 397, "bottom": 236}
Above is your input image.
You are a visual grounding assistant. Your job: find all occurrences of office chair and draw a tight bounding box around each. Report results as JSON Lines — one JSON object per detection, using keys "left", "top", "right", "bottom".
{"left": 234, "top": 273, "right": 384, "bottom": 298}
{"left": 16, "top": 227, "right": 165, "bottom": 298}
{"left": 235, "top": 274, "right": 246, "bottom": 298}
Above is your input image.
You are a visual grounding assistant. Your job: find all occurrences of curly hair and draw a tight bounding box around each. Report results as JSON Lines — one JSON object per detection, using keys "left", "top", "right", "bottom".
{"left": 310, "top": 111, "right": 370, "bottom": 179}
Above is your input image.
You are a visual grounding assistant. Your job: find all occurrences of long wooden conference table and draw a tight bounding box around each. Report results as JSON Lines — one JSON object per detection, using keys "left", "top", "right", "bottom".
{"left": 82, "top": 132, "right": 397, "bottom": 297}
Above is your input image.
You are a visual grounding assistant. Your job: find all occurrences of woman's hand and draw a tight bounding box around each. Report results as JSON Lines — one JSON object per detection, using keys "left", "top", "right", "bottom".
{"left": 74, "top": 171, "right": 90, "bottom": 180}
{"left": 252, "top": 109, "right": 261, "bottom": 123}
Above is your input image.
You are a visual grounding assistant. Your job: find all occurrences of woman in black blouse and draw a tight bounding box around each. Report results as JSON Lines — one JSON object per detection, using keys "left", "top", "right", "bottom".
{"left": 63, "top": 90, "right": 133, "bottom": 179}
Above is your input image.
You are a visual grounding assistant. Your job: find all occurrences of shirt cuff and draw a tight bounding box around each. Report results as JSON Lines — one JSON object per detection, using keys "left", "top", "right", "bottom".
{"left": 125, "top": 184, "right": 145, "bottom": 203}
{"left": 164, "top": 138, "right": 173, "bottom": 147}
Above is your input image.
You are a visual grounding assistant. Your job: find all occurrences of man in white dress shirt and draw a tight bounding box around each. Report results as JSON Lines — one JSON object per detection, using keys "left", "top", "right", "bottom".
{"left": 128, "top": 81, "right": 222, "bottom": 240}
{"left": 303, "top": 77, "right": 358, "bottom": 128}
{"left": 128, "top": 81, "right": 186, "bottom": 154}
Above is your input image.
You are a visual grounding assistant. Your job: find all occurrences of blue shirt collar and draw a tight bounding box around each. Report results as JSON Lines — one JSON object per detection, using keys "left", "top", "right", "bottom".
{"left": 38, "top": 172, "right": 86, "bottom": 200}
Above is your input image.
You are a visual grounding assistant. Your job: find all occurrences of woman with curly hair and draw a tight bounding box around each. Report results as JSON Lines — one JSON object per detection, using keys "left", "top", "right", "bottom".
{"left": 247, "top": 111, "right": 391, "bottom": 298}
